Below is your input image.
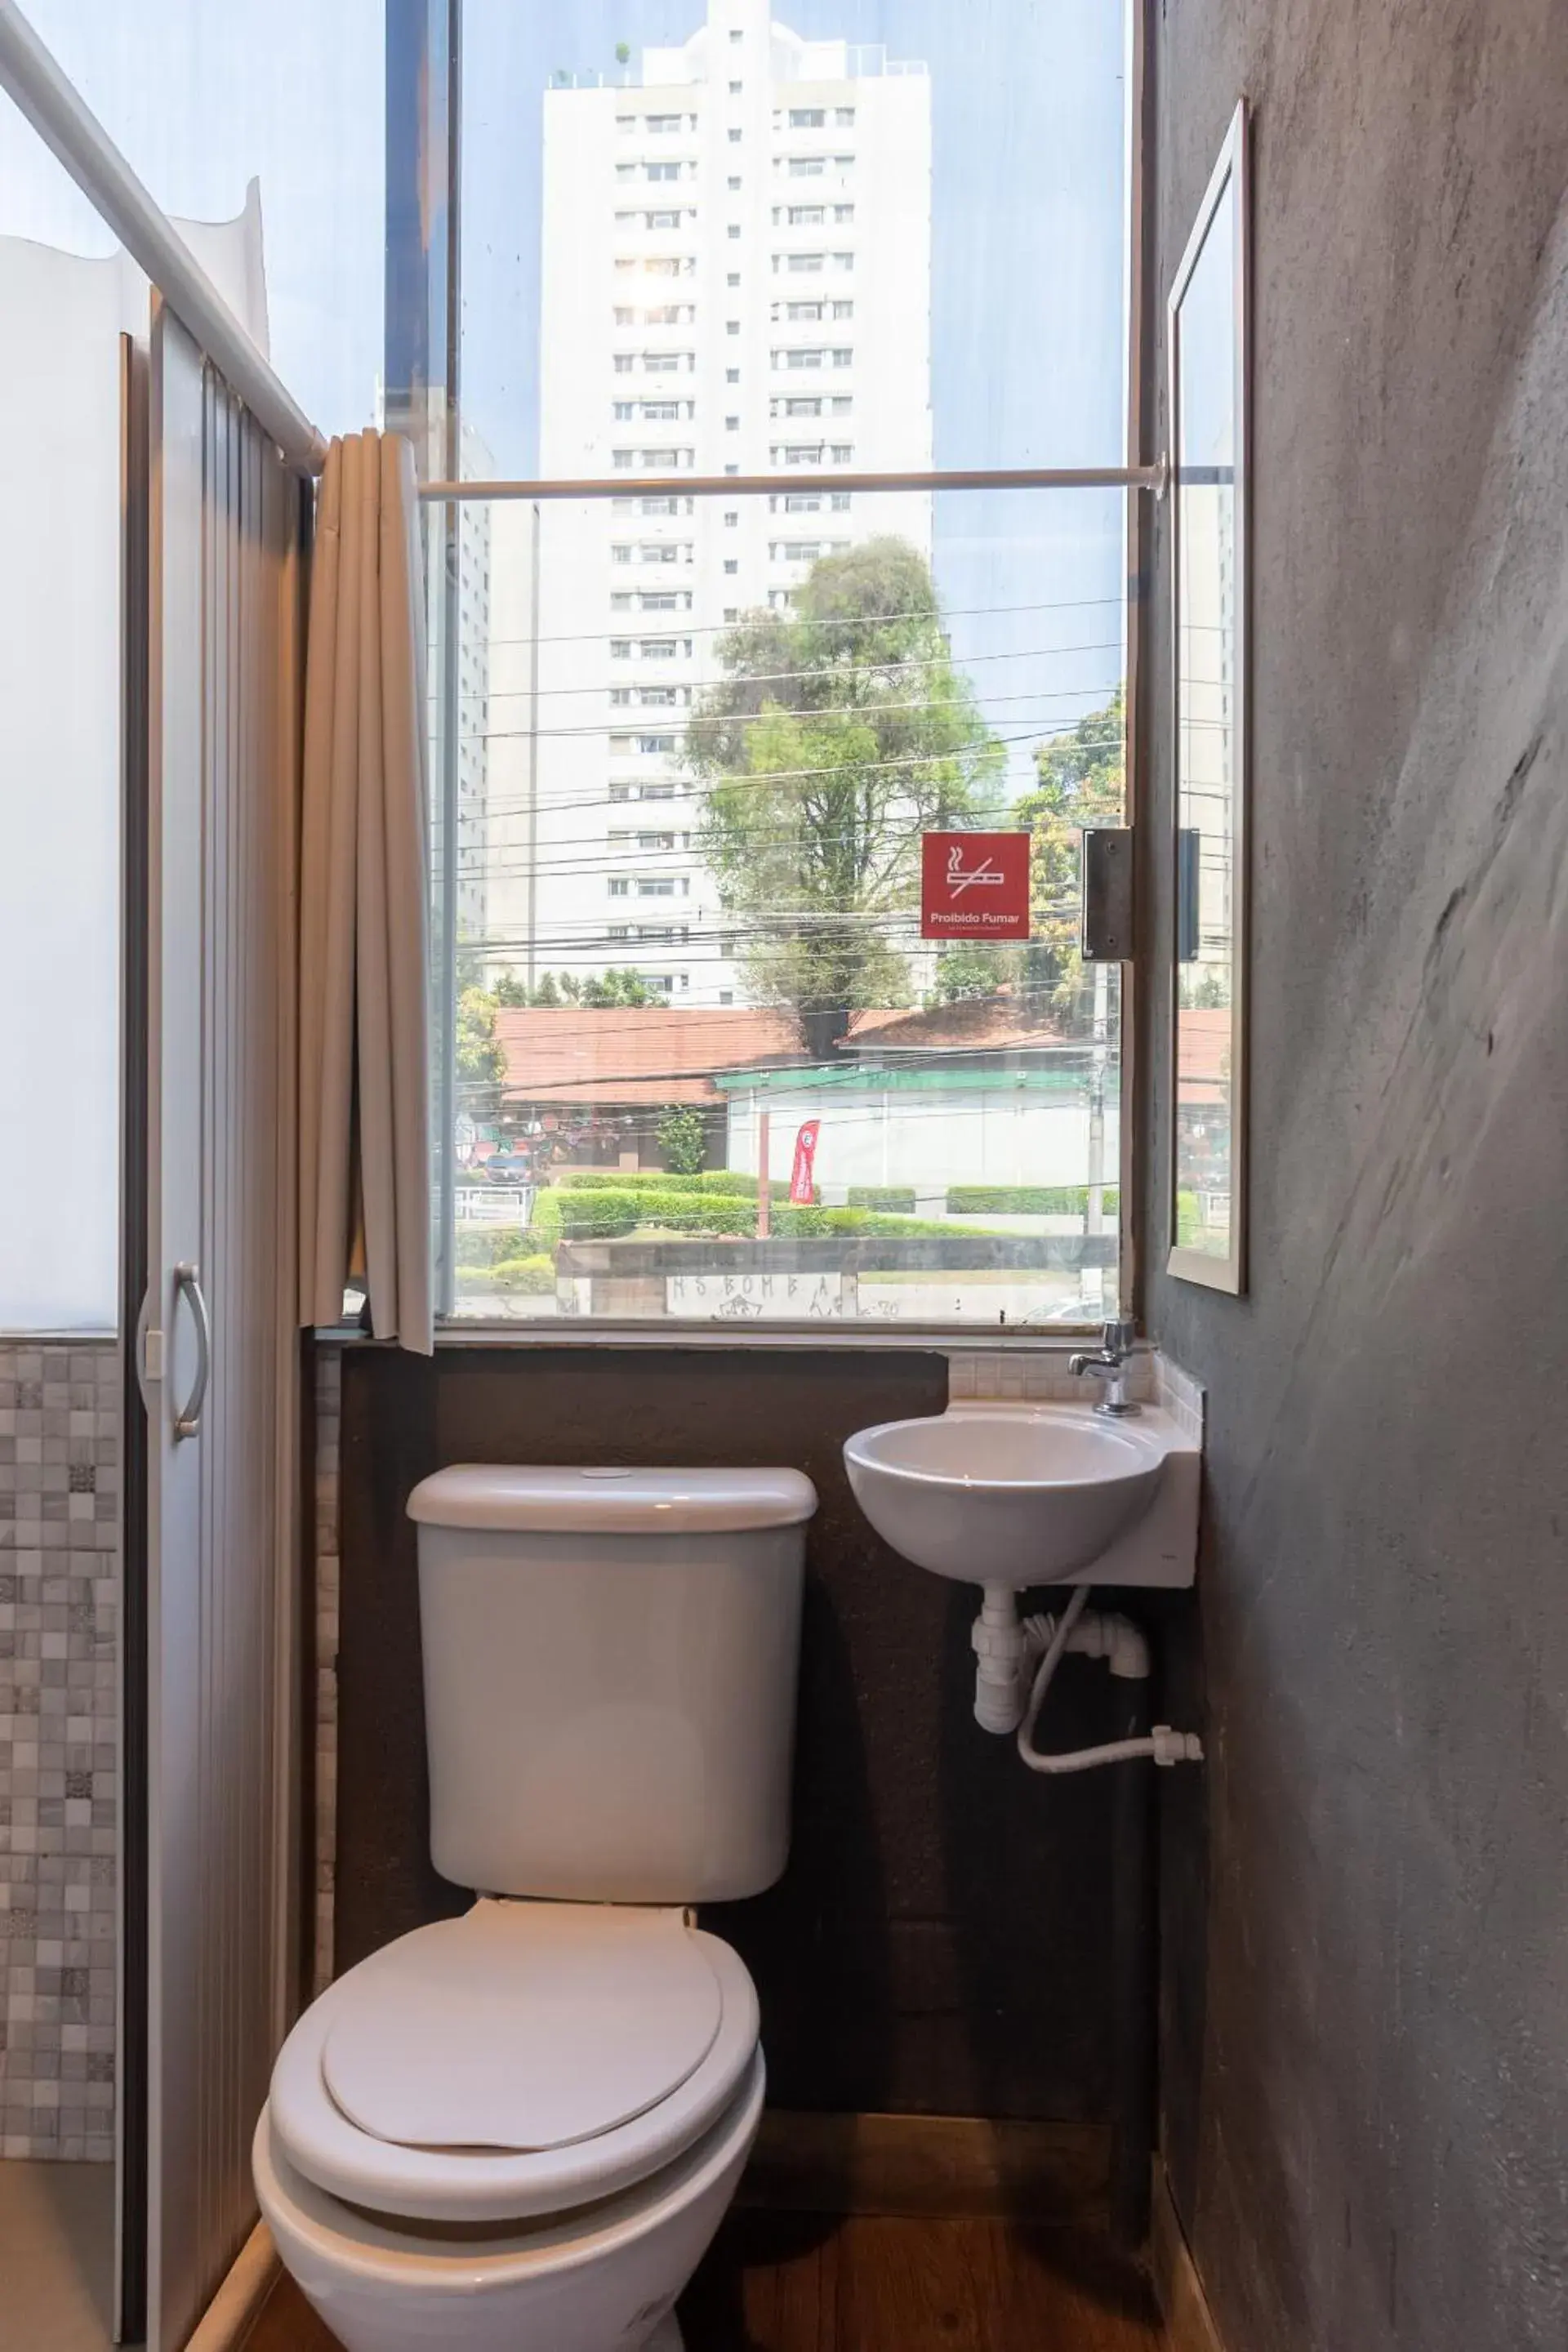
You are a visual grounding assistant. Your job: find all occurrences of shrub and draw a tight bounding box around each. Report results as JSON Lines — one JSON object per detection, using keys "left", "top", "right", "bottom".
{"left": 490, "top": 1254, "right": 556, "bottom": 1294}
{"left": 656, "top": 1105, "right": 707, "bottom": 1176}
{"left": 453, "top": 1224, "right": 530, "bottom": 1268}
{"left": 846, "top": 1186, "right": 917, "bottom": 1212}
{"left": 555, "top": 1169, "right": 794, "bottom": 1199}
{"left": 451, "top": 1256, "right": 555, "bottom": 1296}
{"left": 946, "top": 1185, "right": 1121, "bottom": 1218}
{"left": 537, "top": 1188, "right": 979, "bottom": 1245}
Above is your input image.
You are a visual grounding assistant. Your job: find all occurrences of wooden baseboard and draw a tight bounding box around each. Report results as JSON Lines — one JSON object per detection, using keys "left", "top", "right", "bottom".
{"left": 739, "top": 2109, "right": 1111, "bottom": 2224}
{"left": 1150, "top": 2160, "right": 1226, "bottom": 2352}
{"left": 185, "top": 2220, "right": 280, "bottom": 2352}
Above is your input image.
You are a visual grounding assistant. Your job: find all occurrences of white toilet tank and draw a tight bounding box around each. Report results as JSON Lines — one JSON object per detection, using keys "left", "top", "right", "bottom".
{"left": 407, "top": 1464, "right": 817, "bottom": 1905}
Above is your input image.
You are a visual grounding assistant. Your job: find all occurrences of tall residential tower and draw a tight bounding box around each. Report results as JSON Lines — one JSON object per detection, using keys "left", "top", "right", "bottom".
{"left": 492, "top": 0, "right": 932, "bottom": 1005}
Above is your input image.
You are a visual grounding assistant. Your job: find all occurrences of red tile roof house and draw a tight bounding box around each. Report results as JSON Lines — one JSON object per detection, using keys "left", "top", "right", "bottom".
{"left": 495, "top": 997, "right": 1112, "bottom": 1203}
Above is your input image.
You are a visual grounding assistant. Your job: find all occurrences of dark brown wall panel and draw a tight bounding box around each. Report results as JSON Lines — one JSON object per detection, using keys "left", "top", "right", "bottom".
{"left": 336, "top": 1345, "right": 1136, "bottom": 2120}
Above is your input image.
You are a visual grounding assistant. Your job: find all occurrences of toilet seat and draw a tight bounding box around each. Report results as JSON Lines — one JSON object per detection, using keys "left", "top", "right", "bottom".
{"left": 269, "top": 1901, "right": 760, "bottom": 2223}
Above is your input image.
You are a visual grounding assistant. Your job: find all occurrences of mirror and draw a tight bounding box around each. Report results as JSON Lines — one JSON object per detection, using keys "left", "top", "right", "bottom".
{"left": 1168, "top": 101, "right": 1249, "bottom": 1293}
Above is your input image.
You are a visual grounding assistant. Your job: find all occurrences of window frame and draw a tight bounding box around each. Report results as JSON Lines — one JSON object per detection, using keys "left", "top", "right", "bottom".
{"left": 395, "top": 5, "right": 1153, "bottom": 1349}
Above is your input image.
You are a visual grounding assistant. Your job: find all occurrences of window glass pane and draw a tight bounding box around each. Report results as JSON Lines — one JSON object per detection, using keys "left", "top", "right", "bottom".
{"left": 0, "top": 111, "right": 127, "bottom": 1329}
{"left": 432, "top": 488, "right": 1125, "bottom": 1328}
{"left": 0, "top": 0, "right": 385, "bottom": 438}
{"left": 461, "top": 0, "right": 1129, "bottom": 478}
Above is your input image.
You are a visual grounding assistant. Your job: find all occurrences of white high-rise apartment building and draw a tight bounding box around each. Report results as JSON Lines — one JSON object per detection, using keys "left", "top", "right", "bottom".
{"left": 501, "top": 0, "right": 931, "bottom": 1007}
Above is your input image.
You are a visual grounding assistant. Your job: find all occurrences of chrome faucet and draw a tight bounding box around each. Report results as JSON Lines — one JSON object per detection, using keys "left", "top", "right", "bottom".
{"left": 1069, "top": 1317, "right": 1141, "bottom": 1417}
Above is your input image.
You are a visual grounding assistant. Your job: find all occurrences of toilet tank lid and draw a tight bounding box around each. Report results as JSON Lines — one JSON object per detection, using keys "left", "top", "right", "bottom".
{"left": 408, "top": 1463, "right": 818, "bottom": 1535}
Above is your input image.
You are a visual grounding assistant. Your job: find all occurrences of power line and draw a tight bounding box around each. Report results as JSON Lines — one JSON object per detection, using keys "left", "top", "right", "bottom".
{"left": 439, "top": 636, "right": 1127, "bottom": 707}
{"left": 448, "top": 591, "right": 1125, "bottom": 655}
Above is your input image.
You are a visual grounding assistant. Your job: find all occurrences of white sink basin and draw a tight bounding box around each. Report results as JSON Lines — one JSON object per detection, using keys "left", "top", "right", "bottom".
{"left": 844, "top": 1403, "right": 1195, "bottom": 1588}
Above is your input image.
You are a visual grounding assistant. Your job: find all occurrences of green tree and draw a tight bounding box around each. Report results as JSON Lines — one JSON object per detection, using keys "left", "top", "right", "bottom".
{"left": 491, "top": 970, "right": 530, "bottom": 1008}
{"left": 1013, "top": 688, "right": 1125, "bottom": 1022}
{"left": 930, "top": 939, "right": 1023, "bottom": 1004}
{"left": 687, "top": 538, "right": 1004, "bottom": 1056}
{"left": 657, "top": 1105, "right": 707, "bottom": 1175}
{"left": 457, "top": 985, "right": 506, "bottom": 1123}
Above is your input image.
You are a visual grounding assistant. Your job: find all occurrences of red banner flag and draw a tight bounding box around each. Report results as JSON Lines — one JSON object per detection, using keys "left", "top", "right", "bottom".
{"left": 790, "top": 1120, "right": 821, "bottom": 1205}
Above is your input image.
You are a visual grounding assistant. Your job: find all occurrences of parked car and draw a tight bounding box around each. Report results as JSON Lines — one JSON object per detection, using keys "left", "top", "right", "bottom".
{"left": 483, "top": 1152, "right": 533, "bottom": 1185}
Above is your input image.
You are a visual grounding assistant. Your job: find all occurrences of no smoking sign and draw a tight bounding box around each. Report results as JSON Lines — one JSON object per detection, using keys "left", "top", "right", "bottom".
{"left": 920, "top": 831, "right": 1032, "bottom": 941}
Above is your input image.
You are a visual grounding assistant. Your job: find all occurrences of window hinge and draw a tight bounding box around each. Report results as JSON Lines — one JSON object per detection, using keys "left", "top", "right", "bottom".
{"left": 1081, "top": 827, "right": 1134, "bottom": 961}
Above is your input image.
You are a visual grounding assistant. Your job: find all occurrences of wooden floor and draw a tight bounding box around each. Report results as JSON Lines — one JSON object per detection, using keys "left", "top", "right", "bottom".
{"left": 0, "top": 2161, "right": 115, "bottom": 2352}
{"left": 252, "top": 2211, "right": 1168, "bottom": 2351}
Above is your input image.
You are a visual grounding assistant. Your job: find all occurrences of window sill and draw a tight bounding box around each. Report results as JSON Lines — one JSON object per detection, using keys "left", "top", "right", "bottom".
{"left": 314, "top": 1319, "right": 1110, "bottom": 1354}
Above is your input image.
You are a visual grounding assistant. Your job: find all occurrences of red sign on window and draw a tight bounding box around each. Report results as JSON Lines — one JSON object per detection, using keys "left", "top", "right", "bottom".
{"left": 920, "top": 831, "right": 1032, "bottom": 940}
{"left": 790, "top": 1120, "right": 820, "bottom": 1205}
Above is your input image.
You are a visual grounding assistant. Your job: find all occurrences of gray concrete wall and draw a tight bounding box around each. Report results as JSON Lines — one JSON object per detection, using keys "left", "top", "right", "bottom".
{"left": 1143, "top": 4, "right": 1568, "bottom": 2347}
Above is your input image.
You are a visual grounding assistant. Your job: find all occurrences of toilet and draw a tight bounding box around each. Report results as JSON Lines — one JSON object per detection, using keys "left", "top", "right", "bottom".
{"left": 253, "top": 1462, "right": 817, "bottom": 2352}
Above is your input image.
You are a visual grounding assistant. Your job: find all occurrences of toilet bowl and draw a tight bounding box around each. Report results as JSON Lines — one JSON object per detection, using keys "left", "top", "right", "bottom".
{"left": 256, "top": 1900, "right": 765, "bottom": 2352}
{"left": 256, "top": 1461, "right": 816, "bottom": 2352}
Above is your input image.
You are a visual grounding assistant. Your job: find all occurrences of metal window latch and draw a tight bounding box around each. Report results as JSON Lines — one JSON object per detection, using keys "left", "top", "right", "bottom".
{"left": 1081, "top": 827, "right": 1134, "bottom": 962}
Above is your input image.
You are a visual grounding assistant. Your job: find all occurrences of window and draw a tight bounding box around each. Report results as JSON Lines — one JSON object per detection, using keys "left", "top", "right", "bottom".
{"left": 728, "top": 272, "right": 742, "bottom": 287}
{"left": 728, "top": 224, "right": 742, "bottom": 239}
{"left": 646, "top": 113, "right": 681, "bottom": 133}
{"left": 440, "top": 2, "right": 1138, "bottom": 1332}
{"left": 728, "top": 79, "right": 743, "bottom": 95}
{"left": 612, "top": 400, "right": 635, "bottom": 420}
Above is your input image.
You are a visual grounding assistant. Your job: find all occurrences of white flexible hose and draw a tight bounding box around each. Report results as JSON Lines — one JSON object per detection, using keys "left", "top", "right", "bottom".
{"left": 1015, "top": 1586, "right": 1204, "bottom": 1774}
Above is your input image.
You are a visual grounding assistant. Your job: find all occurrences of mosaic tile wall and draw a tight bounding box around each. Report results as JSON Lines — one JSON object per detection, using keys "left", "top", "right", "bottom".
{"left": 0, "top": 1340, "right": 118, "bottom": 2163}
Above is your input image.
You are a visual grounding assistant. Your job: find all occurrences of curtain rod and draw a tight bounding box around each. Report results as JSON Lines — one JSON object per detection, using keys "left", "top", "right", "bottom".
{"left": 0, "top": 0, "right": 327, "bottom": 477}
{"left": 420, "top": 466, "right": 1163, "bottom": 502}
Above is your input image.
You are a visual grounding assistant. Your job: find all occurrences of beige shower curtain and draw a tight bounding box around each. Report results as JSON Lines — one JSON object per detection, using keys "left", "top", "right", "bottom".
{"left": 297, "top": 430, "right": 433, "bottom": 1352}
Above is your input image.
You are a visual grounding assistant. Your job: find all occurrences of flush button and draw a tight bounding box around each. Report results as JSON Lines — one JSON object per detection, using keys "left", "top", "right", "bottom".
{"left": 579, "top": 1468, "right": 633, "bottom": 1480}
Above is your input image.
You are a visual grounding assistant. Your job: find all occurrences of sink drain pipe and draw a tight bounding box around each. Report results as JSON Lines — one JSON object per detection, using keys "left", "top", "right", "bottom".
{"left": 971, "top": 1584, "right": 1203, "bottom": 1771}
{"left": 971, "top": 1582, "right": 1202, "bottom": 2247}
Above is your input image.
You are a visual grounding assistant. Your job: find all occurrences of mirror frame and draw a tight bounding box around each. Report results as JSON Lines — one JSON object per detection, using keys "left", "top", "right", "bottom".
{"left": 1166, "top": 99, "right": 1250, "bottom": 1294}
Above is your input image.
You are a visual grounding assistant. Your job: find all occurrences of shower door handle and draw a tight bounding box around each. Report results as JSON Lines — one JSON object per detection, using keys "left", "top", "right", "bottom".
{"left": 172, "top": 1261, "right": 211, "bottom": 1441}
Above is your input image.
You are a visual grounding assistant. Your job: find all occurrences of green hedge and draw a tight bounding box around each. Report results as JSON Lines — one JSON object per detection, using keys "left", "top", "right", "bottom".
{"left": 846, "top": 1186, "right": 918, "bottom": 1212}
{"left": 946, "top": 1185, "right": 1121, "bottom": 1218}
{"left": 452, "top": 1254, "right": 555, "bottom": 1297}
{"left": 556, "top": 1169, "right": 793, "bottom": 1200}
{"left": 536, "top": 1187, "right": 980, "bottom": 1243}
{"left": 453, "top": 1224, "right": 531, "bottom": 1268}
